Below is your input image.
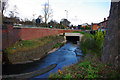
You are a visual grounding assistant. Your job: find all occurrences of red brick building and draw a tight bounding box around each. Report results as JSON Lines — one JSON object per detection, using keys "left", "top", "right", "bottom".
{"left": 99, "top": 17, "right": 109, "bottom": 29}
{"left": 91, "top": 17, "right": 109, "bottom": 31}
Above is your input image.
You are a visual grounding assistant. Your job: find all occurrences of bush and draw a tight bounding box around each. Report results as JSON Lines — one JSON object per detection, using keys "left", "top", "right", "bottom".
{"left": 80, "top": 31, "right": 105, "bottom": 57}
{"left": 94, "top": 31, "right": 105, "bottom": 55}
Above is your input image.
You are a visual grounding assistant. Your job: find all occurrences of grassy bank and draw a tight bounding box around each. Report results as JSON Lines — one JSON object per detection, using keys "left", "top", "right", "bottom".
{"left": 49, "top": 56, "right": 120, "bottom": 79}
{"left": 54, "top": 43, "right": 64, "bottom": 48}
{"left": 4, "top": 35, "right": 63, "bottom": 54}
{"left": 72, "top": 31, "right": 86, "bottom": 34}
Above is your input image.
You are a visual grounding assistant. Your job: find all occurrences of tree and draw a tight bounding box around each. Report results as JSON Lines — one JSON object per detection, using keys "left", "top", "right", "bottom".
{"left": 9, "top": 5, "right": 19, "bottom": 18}
{"left": 2, "top": 0, "right": 8, "bottom": 17}
{"left": 43, "top": 2, "right": 53, "bottom": 26}
{"left": 8, "top": 5, "right": 19, "bottom": 24}
{"left": 48, "top": 20, "right": 58, "bottom": 28}
{"left": 81, "top": 27, "right": 85, "bottom": 30}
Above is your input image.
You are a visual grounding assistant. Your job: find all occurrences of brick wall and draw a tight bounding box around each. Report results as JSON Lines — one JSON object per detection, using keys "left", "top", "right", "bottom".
{"left": 20, "top": 28, "right": 79, "bottom": 40}
{"left": 2, "top": 25, "right": 21, "bottom": 50}
{"left": 2, "top": 25, "right": 81, "bottom": 50}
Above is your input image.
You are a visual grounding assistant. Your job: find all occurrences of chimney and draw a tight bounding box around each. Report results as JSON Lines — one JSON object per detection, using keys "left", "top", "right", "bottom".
{"left": 91, "top": 22, "right": 93, "bottom": 31}
{"left": 107, "top": 17, "right": 109, "bottom": 20}
{"left": 104, "top": 18, "right": 106, "bottom": 21}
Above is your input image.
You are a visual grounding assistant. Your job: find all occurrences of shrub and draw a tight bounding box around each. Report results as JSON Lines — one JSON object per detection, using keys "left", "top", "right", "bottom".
{"left": 94, "top": 31, "right": 105, "bottom": 54}
{"left": 80, "top": 31, "right": 105, "bottom": 57}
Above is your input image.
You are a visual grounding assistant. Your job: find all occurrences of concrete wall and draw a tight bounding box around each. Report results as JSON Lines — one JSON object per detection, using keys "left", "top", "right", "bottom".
{"left": 102, "top": 2, "right": 120, "bottom": 67}
{"left": 2, "top": 25, "right": 81, "bottom": 50}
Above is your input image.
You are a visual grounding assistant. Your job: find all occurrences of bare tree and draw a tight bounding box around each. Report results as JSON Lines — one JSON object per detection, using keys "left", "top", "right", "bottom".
{"left": 8, "top": 5, "right": 19, "bottom": 24}
{"left": 43, "top": 2, "right": 53, "bottom": 26}
{"left": 2, "top": 0, "right": 8, "bottom": 17}
{"left": 9, "top": 5, "right": 19, "bottom": 18}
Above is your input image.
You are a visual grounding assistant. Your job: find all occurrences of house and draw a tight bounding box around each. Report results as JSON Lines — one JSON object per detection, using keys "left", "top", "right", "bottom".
{"left": 60, "top": 19, "right": 71, "bottom": 27}
{"left": 99, "top": 17, "right": 109, "bottom": 29}
{"left": 91, "top": 17, "right": 109, "bottom": 31}
{"left": 91, "top": 23, "right": 100, "bottom": 31}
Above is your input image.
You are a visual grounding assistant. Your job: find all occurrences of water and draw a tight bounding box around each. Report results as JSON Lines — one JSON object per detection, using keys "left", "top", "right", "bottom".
{"left": 30, "top": 42, "right": 83, "bottom": 79}
{"left": 3, "top": 42, "right": 83, "bottom": 78}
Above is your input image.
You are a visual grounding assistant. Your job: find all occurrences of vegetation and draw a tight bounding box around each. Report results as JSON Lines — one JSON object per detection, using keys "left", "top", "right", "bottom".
{"left": 43, "top": 2, "right": 53, "bottom": 26}
{"left": 48, "top": 20, "right": 65, "bottom": 29}
{"left": 54, "top": 43, "right": 64, "bottom": 48}
{"left": 72, "top": 31, "right": 85, "bottom": 34}
{"left": 80, "top": 26, "right": 91, "bottom": 30}
{"left": 4, "top": 35, "right": 63, "bottom": 54}
{"left": 85, "top": 26, "right": 91, "bottom": 30}
{"left": 81, "top": 27, "right": 85, "bottom": 30}
{"left": 80, "top": 31, "right": 105, "bottom": 57}
{"left": 48, "top": 31, "right": 119, "bottom": 79}
{"left": 72, "top": 30, "right": 104, "bottom": 57}
{"left": 49, "top": 55, "right": 120, "bottom": 79}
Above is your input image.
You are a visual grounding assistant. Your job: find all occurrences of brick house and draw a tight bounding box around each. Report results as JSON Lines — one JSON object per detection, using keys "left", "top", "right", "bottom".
{"left": 99, "top": 17, "right": 109, "bottom": 29}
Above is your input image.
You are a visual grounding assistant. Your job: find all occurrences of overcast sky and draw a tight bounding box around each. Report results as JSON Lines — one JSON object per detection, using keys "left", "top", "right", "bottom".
{"left": 5, "top": 0, "right": 111, "bottom": 25}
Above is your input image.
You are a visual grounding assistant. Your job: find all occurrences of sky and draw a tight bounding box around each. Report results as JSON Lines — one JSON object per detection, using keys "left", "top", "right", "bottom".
{"left": 4, "top": 0, "right": 111, "bottom": 25}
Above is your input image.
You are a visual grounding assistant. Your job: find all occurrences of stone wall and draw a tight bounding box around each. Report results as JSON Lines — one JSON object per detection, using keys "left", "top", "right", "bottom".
{"left": 3, "top": 36, "right": 64, "bottom": 64}
{"left": 102, "top": 2, "right": 120, "bottom": 67}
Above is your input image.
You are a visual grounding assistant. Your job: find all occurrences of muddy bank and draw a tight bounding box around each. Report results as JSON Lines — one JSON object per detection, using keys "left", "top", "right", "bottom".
{"left": 3, "top": 36, "right": 64, "bottom": 64}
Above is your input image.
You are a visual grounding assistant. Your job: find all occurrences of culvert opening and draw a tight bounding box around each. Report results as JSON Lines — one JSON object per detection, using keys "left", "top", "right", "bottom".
{"left": 66, "top": 36, "right": 79, "bottom": 43}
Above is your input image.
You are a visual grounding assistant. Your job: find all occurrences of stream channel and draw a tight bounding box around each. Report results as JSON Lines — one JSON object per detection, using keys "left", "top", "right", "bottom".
{"left": 3, "top": 42, "right": 84, "bottom": 79}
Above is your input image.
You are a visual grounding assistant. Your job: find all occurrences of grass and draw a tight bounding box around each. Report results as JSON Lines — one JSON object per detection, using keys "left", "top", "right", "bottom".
{"left": 49, "top": 55, "right": 120, "bottom": 79}
{"left": 4, "top": 35, "right": 63, "bottom": 54}
{"left": 54, "top": 43, "right": 64, "bottom": 48}
{"left": 72, "top": 31, "right": 85, "bottom": 34}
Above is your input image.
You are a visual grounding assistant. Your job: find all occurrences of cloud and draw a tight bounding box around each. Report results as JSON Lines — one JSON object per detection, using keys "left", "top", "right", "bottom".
{"left": 5, "top": 0, "right": 111, "bottom": 25}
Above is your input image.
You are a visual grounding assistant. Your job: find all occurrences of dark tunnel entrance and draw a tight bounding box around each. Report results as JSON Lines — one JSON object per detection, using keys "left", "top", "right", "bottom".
{"left": 66, "top": 36, "right": 79, "bottom": 42}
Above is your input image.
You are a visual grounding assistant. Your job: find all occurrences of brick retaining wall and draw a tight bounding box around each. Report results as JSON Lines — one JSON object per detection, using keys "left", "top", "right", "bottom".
{"left": 2, "top": 25, "right": 81, "bottom": 50}
{"left": 2, "top": 25, "right": 21, "bottom": 50}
